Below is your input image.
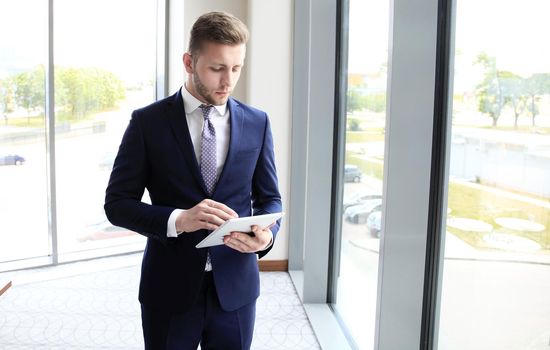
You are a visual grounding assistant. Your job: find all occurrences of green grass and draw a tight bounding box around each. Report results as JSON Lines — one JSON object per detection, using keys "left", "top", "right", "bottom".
{"left": 345, "top": 153, "right": 384, "bottom": 182}
{"left": 3, "top": 115, "right": 45, "bottom": 128}
{"left": 447, "top": 182, "right": 550, "bottom": 250}
{"left": 2, "top": 110, "right": 103, "bottom": 129}
{"left": 345, "top": 130, "right": 384, "bottom": 143}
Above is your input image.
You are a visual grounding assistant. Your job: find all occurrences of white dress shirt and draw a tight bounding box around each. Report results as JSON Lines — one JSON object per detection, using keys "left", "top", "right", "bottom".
{"left": 166, "top": 85, "right": 230, "bottom": 237}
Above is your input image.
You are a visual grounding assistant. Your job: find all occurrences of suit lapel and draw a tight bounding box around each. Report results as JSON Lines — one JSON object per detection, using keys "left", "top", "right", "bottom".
{"left": 213, "top": 98, "right": 244, "bottom": 197}
{"left": 166, "top": 90, "right": 208, "bottom": 194}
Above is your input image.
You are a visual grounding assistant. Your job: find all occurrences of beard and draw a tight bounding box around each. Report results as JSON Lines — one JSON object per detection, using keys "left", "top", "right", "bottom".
{"left": 193, "top": 71, "right": 229, "bottom": 106}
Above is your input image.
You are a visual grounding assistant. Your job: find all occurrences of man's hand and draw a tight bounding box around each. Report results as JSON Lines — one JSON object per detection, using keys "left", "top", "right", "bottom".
{"left": 175, "top": 199, "right": 238, "bottom": 233}
{"left": 223, "top": 224, "right": 273, "bottom": 253}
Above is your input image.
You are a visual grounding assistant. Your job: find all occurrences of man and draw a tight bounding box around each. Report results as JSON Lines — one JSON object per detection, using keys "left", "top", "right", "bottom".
{"left": 104, "top": 12, "right": 282, "bottom": 350}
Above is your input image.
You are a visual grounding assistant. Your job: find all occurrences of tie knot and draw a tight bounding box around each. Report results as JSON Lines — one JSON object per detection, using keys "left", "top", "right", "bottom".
{"left": 199, "top": 104, "right": 214, "bottom": 120}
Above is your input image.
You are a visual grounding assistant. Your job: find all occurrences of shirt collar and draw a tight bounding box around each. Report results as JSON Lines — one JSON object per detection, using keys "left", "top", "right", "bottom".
{"left": 181, "top": 85, "right": 227, "bottom": 117}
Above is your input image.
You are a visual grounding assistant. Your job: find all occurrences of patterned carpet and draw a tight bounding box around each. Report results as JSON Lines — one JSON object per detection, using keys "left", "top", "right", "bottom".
{"left": 0, "top": 259, "right": 319, "bottom": 349}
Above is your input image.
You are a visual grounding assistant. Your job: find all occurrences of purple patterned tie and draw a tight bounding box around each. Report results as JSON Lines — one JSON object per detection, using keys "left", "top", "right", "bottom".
{"left": 199, "top": 104, "right": 217, "bottom": 195}
{"left": 199, "top": 104, "right": 216, "bottom": 271}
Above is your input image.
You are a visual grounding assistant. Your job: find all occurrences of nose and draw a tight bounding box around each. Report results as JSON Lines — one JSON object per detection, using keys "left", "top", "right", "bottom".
{"left": 221, "top": 70, "right": 238, "bottom": 88}
{"left": 221, "top": 71, "right": 231, "bottom": 87}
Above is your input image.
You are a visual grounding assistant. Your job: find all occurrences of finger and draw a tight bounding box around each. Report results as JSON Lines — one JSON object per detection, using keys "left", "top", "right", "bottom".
{"left": 231, "top": 231, "right": 261, "bottom": 249}
{"left": 253, "top": 225, "right": 268, "bottom": 235}
{"left": 204, "top": 199, "right": 239, "bottom": 218}
{"left": 224, "top": 236, "right": 249, "bottom": 253}
{"left": 204, "top": 206, "right": 237, "bottom": 222}
{"left": 230, "top": 231, "right": 265, "bottom": 251}
{"left": 243, "top": 228, "right": 271, "bottom": 249}
{"left": 198, "top": 212, "right": 226, "bottom": 227}
{"left": 229, "top": 232, "right": 253, "bottom": 246}
{"left": 200, "top": 221, "right": 220, "bottom": 231}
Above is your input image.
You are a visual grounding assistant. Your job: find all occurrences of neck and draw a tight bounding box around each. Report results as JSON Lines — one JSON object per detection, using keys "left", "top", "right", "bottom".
{"left": 184, "top": 81, "right": 207, "bottom": 104}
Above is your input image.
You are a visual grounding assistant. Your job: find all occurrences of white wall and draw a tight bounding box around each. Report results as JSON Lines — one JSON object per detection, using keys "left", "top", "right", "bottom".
{"left": 246, "top": 0, "right": 293, "bottom": 260}
{"left": 170, "top": 0, "right": 294, "bottom": 260}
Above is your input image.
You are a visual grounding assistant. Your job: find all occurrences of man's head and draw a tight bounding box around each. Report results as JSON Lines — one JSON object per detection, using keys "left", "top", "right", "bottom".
{"left": 183, "top": 12, "right": 249, "bottom": 106}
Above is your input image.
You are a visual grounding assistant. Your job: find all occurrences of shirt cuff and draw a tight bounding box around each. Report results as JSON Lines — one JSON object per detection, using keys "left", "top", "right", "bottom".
{"left": 262, "top": 229, "right": 274, "bottom": 251}
{"left": 167, "top": 209, "right": 184, "bottom": 237}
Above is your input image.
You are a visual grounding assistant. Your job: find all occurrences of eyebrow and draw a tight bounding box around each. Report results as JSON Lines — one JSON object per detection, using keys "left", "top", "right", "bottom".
{"left": 210, "top": 63, "right": 242, "bottom": 68}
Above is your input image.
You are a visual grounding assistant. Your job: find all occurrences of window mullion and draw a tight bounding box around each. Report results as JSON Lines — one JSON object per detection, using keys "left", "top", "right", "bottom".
{"left": 45, "top": 0, "right": 58, "bottom": 264}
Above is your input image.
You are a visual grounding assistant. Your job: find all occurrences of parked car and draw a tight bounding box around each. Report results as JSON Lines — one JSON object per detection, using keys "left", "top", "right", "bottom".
{"left": 0, "top": 154, "right": 25, "bottom": 166}
{"left": 77, "top": 219, "right": 135, "bottom": 242}
{"left": 343, "top": 190, "right": 382, "bottom": 211}
{"left": 344, "top": 164, "right": 362, "bottom": 183}
{"left": 366, "top": 210, "right": 382, "bottom": 238}
{"left": 343, "top": 198, "right": 382, "bottom": 224}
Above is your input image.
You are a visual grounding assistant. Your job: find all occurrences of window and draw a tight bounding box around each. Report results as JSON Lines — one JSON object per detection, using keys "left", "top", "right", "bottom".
{"left": 0, "top": 0, "right": 49, "bottom": 263}
{"left": 334, "top": 0, "right": 390, "bottom": 347}
{"left": 0, "top": 0, "right": 160, "bottom": 268}
{"left": 54, "top": 0, "right": 156, "bottom": 256}
{"left": 438, "top": 0, "right": 550, "bottom": 348}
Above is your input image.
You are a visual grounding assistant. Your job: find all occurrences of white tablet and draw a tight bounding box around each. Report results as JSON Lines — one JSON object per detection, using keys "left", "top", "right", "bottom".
{"left": 195, "top": 212, "right": 284, "bottom": 248}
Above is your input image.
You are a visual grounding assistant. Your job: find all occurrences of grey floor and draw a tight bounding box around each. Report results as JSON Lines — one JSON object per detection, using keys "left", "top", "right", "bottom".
{"left": 0, "top": 255, "right": 320, "bottom": 349}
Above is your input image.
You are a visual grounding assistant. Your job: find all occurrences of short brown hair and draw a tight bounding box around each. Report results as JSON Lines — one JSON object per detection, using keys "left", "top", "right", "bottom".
{"left": 188, "top": 12, "right": 249, "bottom": 56}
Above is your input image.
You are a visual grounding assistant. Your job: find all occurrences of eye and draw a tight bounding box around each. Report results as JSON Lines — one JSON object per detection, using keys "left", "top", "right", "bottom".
{"left": 211, "top": 67, "right": 224, "bottom": 72}
{"left": 232, "top": 67, "right": 241, "bottom": 73}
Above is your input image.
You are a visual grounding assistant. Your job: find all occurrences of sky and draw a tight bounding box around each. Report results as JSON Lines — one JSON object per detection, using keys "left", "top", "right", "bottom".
{"left": 347, "top": 0, "right": 550, "bottom": 92}
{"left": 2, "top": 0, "right": 548, "bottom": 91}
{"left": 0, "top": 0, "right": 156, "bottom": 84}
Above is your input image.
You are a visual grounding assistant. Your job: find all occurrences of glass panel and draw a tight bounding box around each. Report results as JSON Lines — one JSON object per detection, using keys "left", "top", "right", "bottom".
{"left": 335, "top": 0, "right": 389, "bottom": 348}
{"left": 0, "top": 0, "right": 50, "bottom": 263}
{"left": 438, "top": 0, "right": 550, "bottom": 348}
{"left": 54, "top": 0, "right": 155, "bottom": 255}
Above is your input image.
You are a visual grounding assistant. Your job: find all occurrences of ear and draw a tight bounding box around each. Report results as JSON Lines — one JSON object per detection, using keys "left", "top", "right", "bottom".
{"left": 183, "top": 53, "right": 193, "bottom": 74}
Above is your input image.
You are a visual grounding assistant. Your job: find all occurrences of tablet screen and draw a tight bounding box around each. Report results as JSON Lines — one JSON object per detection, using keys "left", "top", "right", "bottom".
{"left": 195, "top": 212, "right": 284, "bottom": 248}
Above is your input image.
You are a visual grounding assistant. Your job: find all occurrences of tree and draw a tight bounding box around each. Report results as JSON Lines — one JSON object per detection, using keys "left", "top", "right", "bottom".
{"left": 12, "top": 66, "right": 45, "bottom": 120}
{"left": 0, "top": 77, "right": 16, "bottom": 118}
{"left": 347, "top": 88, "right": 363, "bottom": 114}
{"left": 364, "top": 93, "right": 386, "bottom": 113}
{"left": 56, "top": 66, "right": 125, "bottom": 119}
{"left": 499, "top": 71, "right": 526, "bottom": 129}
{"left": 523, "top": 73, "right": 550, "bottom": 127}
{"left": 348, "top": 118, "right": 361, "bottom": 131}
{"left": 56, "top": 67, "right": 86, "bottom": 119}
{"left": 475, "top": 53, "right": 505, "bottom": 127}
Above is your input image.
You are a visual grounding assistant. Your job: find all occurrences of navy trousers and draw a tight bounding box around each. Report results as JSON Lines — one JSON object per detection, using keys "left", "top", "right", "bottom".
{"left": 141, "top": 272, "right": 256, "bottom": 350}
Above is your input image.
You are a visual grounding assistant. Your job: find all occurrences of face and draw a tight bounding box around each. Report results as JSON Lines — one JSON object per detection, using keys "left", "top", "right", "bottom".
{"left": 183, "top": 41, "right": 245, "bottom": 106}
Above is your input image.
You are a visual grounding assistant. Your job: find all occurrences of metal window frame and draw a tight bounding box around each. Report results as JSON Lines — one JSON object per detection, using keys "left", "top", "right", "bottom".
{"left": 46, "top": 0, "right": 58, "bottom": 265}
{"left": 420, "top": 0, "right": 455, "bottom": 348}
{"left": 288, "top": 0, "right": 338, "bottom": 304}
{"left": 156, "top": 0, "right": 169, "bottom": 99}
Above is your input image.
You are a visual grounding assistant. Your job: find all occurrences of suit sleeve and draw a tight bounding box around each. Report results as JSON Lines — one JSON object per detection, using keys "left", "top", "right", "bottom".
{"left": 252, "top": 115, "right": 283, "bottom": 258}
{"left": 104, "top": 110, "right": 174, "bottom": 245}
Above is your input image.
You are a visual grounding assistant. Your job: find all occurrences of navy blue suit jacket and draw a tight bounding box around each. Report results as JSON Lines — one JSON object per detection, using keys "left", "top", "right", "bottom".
{"left": 104, "top": 89, "right": 282, "bottom": 312}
